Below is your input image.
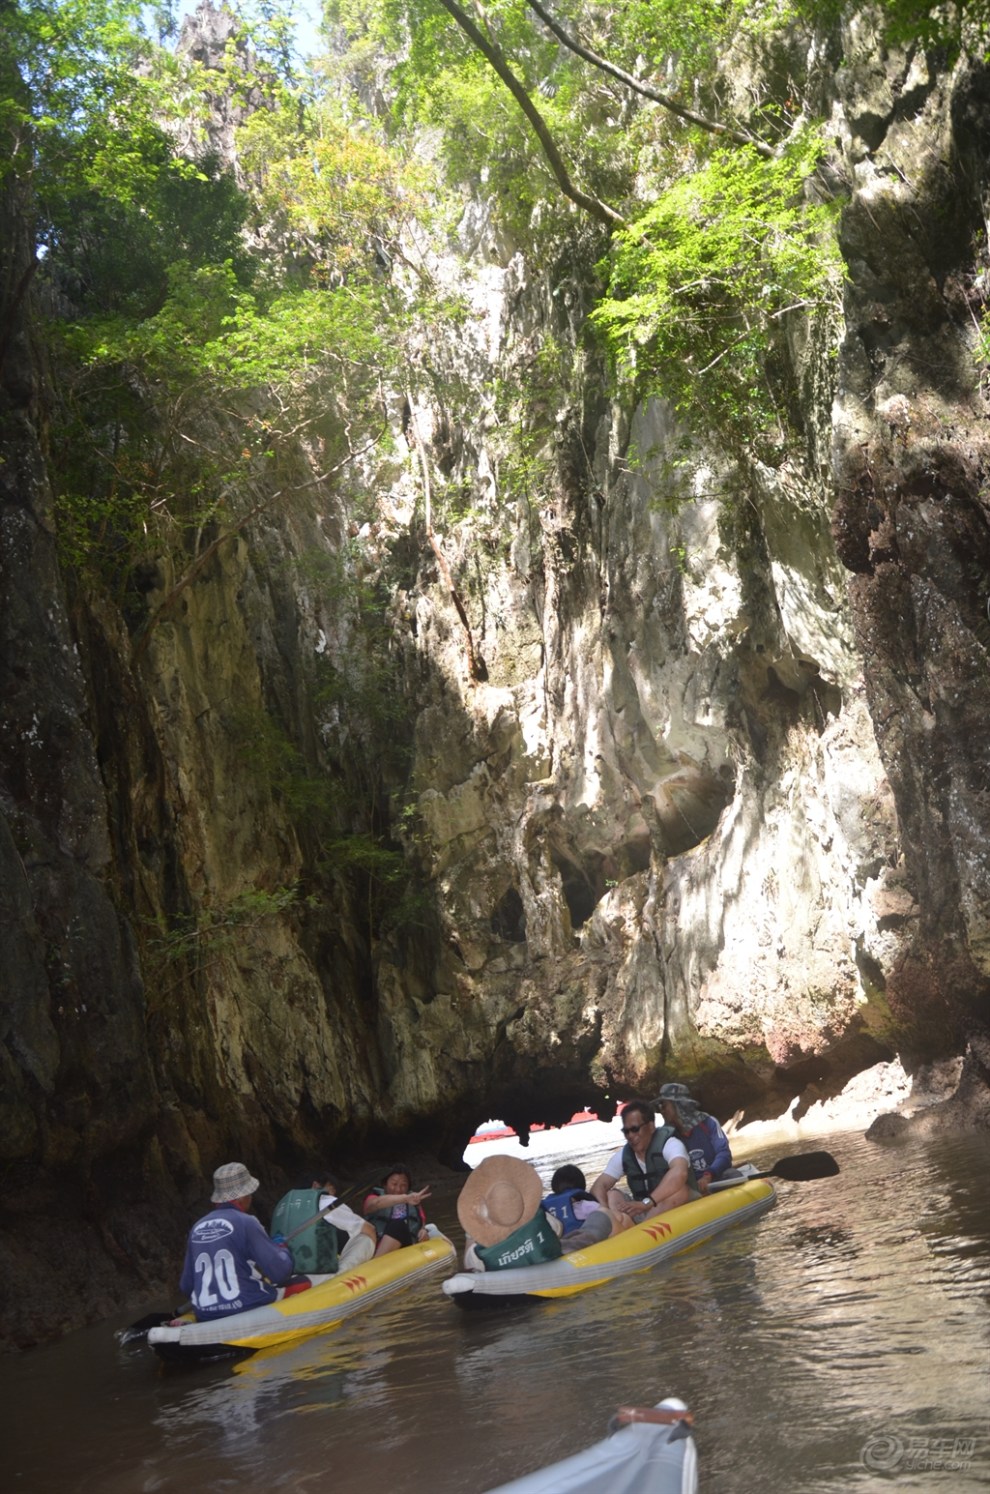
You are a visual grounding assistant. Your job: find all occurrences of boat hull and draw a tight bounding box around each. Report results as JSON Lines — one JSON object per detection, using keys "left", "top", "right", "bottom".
{"left": 468, "top": 1110, "right": 601, "bottom": 1144}
{"left": 148, "top": 1230, "right": 456, "bottom": 1361}
{"left": 482, "top": 1397, "right": 697, "bottom": 1494}
{"left": 443, "top": 1179, "right": 775, "bottom": 1302}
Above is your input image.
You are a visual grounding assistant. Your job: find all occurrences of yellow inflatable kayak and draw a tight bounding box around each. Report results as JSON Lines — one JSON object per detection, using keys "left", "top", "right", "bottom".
{"left": 148, "top": 1227, "right": 456, "bottom": 1362}
{"left": 442, "top": 1180, "right": 775, "bottom": 1303}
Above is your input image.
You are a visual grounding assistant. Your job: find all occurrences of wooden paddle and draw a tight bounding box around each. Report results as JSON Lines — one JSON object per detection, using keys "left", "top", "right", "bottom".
{"left": 708, "top": 1149, "right": 839, "bottom": 1190}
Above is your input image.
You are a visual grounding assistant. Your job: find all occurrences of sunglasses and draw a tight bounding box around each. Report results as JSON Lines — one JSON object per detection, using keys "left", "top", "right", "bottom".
{"left": 621, "top": 1123, "right": 646, "bottom": 1135}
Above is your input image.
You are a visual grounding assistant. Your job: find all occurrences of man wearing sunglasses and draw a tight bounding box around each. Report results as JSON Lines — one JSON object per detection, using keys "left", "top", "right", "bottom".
{"left": 589, "top": 1100, "right": 692, "bottom": 1220}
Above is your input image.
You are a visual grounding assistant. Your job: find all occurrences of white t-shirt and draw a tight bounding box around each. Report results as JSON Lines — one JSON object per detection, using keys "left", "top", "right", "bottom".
{"left": 317, "top": 1194, "right": 366, "bottom": 1242}
{"left": 601, "top": 1135, "right": 689, "bottom": 1182}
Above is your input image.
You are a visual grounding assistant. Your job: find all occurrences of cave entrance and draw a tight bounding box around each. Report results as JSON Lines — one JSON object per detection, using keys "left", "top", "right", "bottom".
{"left": 490, "top": 886, "right": 527, "bottom": 943}
{"left": 549, "top": 836, "right": 652, "bottom": 930}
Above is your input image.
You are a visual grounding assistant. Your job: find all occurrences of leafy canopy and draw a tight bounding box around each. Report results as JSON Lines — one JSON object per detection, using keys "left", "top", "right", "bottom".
{"left": 593, "top": 132, "right": 842, "bottom": 448}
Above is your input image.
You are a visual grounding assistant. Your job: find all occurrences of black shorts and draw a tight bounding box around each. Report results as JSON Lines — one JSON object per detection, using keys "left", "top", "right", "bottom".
{"left": 381, "top": 1218, "right": 418, "bottom": 1248}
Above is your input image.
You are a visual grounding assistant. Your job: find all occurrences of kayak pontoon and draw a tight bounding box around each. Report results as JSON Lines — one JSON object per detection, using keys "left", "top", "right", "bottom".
{"left": 443, "top": 1178, "right": 775, "bottom": 1303}
{"left": 148, "top": 1227, "right": 455, "bottom": 1362}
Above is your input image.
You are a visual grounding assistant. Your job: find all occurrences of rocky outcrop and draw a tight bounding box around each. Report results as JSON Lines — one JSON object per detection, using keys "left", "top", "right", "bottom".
{"left": 831, "top": 21, "right": 990, "bottom": 1039}
{"left": 866, "top": 1032, "right": 990, "bottom": 1136}
{"left": 2, "top": 7, "right": 990, "bottom": 1347}
{"left": 0, "top": 137, "right": 179, "bottom": 1348}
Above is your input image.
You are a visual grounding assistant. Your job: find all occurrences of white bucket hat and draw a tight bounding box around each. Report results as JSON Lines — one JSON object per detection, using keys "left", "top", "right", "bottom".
{"left": 211, "top": 1162, "right": 260, "bottom": 1204}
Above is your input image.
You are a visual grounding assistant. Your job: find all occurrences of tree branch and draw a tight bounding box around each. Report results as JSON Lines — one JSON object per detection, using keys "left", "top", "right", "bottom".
{"left": 434, "top": 0, "right": 626, "bottom": 227}
{"left": 130, "top": 430, "right": 384, "bottom": 665}
{"left": 524, "top": 0, "right": 775, "bottom": 159}
{"left": 0, "top": 253, "right": 40, "bottom": 376}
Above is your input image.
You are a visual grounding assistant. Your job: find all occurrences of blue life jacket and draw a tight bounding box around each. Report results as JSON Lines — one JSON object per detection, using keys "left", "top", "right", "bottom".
{"left": 620, "top": 1124, "right": 678, "bottom": 1201}
{"left": 541, "top": 1187, "right": 595, "bottom": 1235}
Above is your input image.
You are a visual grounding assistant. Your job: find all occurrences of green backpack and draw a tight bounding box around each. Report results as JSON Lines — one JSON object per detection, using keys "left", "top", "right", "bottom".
{"left": 270, "top": 1189, "right": 339, "bottom": 1274}
{"left": 475, "top": 1210, "right": 562, "bottom": 1272}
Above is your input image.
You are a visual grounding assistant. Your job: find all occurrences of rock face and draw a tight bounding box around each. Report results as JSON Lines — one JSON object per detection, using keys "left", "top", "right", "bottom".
{"left": 2, "top": 10, "right": 990, "bottom": 1346}
{"left": 1, "top": 147, "right": 177, "bottom": 1344}
{"left": 831, "top": 26, "right": 990, "bottom": 1040}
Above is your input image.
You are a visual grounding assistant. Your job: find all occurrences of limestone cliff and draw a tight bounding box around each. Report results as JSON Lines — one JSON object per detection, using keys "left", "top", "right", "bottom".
{"left": 2, "top": 5, "right": 990, "bottom": 1347}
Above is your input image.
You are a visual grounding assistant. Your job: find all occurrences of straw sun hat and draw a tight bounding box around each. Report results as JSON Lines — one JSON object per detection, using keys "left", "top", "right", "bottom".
{"left": 457, "top": 1155, "right": 543, "bottom": 1246}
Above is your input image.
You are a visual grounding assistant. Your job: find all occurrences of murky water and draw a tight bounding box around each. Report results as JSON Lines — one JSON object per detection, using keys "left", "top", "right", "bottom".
{"left": 3, "top": 1127, "right": 989, "bottom": 1492}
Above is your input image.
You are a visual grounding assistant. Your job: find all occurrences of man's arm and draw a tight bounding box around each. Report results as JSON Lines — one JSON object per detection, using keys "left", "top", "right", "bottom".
{"left": 248, "top": 1217, "right": 294, "bottom": 1283}
{"left": 331, "top": 1201, "right": 378, "bottom": 1245}
{"left": 591, "top": 1156, "right": 647, "bottom": 1217}
{"left": 648, "top": 1155, "right": 689, "bottom": 1209}
{"left": 704, "top": 1118, "right": 733, "bottom": 1179}
{"left": 179, "top": 1244, "right": 194, "bottom": 1300}
{"left": 590, "top": 1152, "right": 623, "bottom": 1206}
{"left": 589, "top": 1171, "right": 612, "bottom": 1207}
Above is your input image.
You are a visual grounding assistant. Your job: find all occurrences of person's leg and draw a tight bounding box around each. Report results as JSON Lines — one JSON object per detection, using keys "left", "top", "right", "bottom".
{"left": 606, "top": 1185, "right": 635, "bottom": 1214}
{"left": 560, "top": 1209, "right": 613, "bottom": 1253}
{"left": 375, "top": 1219, "right": 415, "bottom": 1256}
{"left": 337, "top": 1231, "right": 375, "bottom": 1270}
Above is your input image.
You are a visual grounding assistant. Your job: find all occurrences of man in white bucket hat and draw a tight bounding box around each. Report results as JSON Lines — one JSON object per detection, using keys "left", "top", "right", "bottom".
{"left": 179, "top": 1162, "right": 294, "bottom": 1321}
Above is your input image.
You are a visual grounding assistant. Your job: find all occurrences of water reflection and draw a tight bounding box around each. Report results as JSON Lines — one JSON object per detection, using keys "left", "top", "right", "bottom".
{"left": 2, "top": 1130, "right": 989, "bottom": 1493}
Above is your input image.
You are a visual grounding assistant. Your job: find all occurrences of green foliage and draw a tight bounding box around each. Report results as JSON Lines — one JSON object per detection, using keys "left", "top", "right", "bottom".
{"left": 101, "top": 268, "right": 395, "bottom": 395}
{"left": 3, "top": 0, "right": 160, "bottom": 195}
{"left": 318, "top": 832, "right": 435, "bottom": 932}
{"left": 238, "top": 99, "right": 433, "bottom": 275}
{"left": 331, "top": 0, "right": 635, "bottom": 238}
{"left": 47, "top": 155, "right": 253, "bottom": 322}
{"left": 612, "top": 0, "right": 752, "bottom": 75}
{"left": 229, "top": 705, "right": 345, "bottom": 819}
{"left": 50, "top": 256, "right": 396, "bottom": 588}
{"left": 320, "top": 831, "right": 405, "bottom": 880}
{"left": 23, "top": 0, "right": 409, "bottom": 595}
{"left": 151, "top": 883, "right": 304, "bottom": 967}
{"left": 591, "top": 130, "right": 843, "bottom": 453}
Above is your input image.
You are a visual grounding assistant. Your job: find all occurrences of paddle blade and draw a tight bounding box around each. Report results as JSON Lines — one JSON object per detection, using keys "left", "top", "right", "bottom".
{"left": 117, "top": 1311, "right": 174, "bottom": 1346}
{"left": 770, "top": 1151, "right": 840, "bottom": 1181}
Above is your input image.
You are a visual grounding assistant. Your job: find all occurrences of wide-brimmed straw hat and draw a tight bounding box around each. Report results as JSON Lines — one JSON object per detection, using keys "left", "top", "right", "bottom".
{"left": 457, "top": 1155, "right": 544, "bottom": 1246}
{"left": 211, "top": 1162, "right": 260, "bottom": 1204}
